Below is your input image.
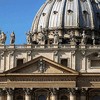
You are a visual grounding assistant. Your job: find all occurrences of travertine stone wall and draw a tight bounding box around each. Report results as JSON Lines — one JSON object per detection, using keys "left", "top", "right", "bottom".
{"left": 0, "top": 45, "right": 100, "bottom": 73}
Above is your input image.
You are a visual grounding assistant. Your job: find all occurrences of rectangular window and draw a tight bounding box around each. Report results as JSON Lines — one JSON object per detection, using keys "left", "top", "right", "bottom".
{"left": 61, "top": 59, "right": 68, "bottom": 67}
{"left": 17, "top": 59, "right": 23, "bottom": 66}
{"left": 91, "top": 60, "right": 100, "bottom": 67}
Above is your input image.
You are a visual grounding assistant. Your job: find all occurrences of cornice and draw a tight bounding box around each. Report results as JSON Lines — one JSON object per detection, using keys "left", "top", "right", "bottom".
{"left": 0, "top": 73, "right": 78, "bottom": 76}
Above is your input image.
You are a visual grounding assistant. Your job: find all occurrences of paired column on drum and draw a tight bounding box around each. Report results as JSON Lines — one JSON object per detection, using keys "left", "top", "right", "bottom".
{"left": 24, "top": 88, "right": 32, "bottom": 100}
{"left": 50, "top": 88, "right": 57, "bottom": 100}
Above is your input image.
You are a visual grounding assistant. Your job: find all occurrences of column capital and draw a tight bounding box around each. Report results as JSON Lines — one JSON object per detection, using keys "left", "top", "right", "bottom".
{"left": 50, "top": 88, "right": 57, "bottom": 95}
{"left": 80, "top": 88, "right": 88, "bottom": 96}
{"left": 6, "top": 88, "right": 14, "bottom": 95}
{"left": 24, "top": 88, "right": 32, "bottom": 95}
{"left": 68, "top": 88, "right": 76, "bottom": 95}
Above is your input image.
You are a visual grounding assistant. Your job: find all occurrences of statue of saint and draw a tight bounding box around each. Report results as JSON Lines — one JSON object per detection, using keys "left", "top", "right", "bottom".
{"left": 54, "top": 30, "right": 59, "bottom": 44}
{"left": 81, "top": 30, "right": 86, "bottom": 45}
{"left": 32, "top": 30, "right": 37, "bottom": 42}
{"left": 0, "top": 32, "right": 6, "bottom": 44}
{"left": 26, "top": 31, "right": 32, "bottom": 44}
{"left": 70, "top": 31, "right": 76, "bottom": 45}
{"left": 92, "top": 32, "right": 95, "bottom": 45}
{"left": 10, "top": 31, "right": 15, "bottom": 44}
{"left": 37, "top": 26, "right": 45, "bottom": 44}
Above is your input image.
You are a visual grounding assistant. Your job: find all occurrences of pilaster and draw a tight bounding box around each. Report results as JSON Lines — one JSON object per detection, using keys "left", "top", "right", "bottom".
{"left": 9, "top": 51, "right": 15, "bottom": 69}
{"left": 80, "top": 50, "right": 86, "bottom": 72}
{"left": 0, "top": 51, "right": 5, "bottom": 71}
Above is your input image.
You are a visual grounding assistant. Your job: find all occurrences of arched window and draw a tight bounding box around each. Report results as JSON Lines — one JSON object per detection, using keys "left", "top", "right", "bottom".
{"left": 61, "top": 95, "right": 68, "bottom": 100}
{"left": 17, "top": 95, "right": 23, "bottom": 100}
{"left": 38, "top": 95, "right": 46, "bottom": 100}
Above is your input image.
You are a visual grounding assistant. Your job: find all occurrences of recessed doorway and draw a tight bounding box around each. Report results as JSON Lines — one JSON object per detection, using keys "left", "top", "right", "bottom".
{"left": 61, "top": 95, "right": 68, "bottom": 100}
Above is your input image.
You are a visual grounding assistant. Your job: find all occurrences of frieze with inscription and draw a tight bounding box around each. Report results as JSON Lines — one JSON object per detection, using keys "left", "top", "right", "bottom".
{"left": 6, "top": 76, "right": 76, "bottom": 82}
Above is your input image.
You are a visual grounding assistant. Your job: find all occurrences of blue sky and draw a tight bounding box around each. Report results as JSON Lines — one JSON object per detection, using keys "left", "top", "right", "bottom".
{"left": 0, "top": 0, "right": 45, "bottom": 44}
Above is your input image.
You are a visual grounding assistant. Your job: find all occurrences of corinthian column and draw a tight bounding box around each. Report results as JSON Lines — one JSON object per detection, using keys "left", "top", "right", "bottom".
{"left": 50, "top": 88, "right": 57, "bottom": 100}
{"left": 0, "top": 89, "right": 4, "bottom": 100}
{"left": 80, "top": 88, "right": 87, "bottom": 100}
{"left": 6, "top": 88, "right": 14, "bottom": 100}
{"left": 24, "top": 88, "right": 31, "bottom": 100}
{"left": 69, "top": 88, "right": 76, "bottom": 100}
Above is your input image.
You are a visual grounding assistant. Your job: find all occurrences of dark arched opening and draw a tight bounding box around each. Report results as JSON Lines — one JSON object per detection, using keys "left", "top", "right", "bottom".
{"left": 92, "top": 95, "right": 100, "bottom": 100}
{"left": 38, "top": 95, "right": 46, "bottom": 100}
{"left": 16, "top": 95, "right": 23, "bottom": 100}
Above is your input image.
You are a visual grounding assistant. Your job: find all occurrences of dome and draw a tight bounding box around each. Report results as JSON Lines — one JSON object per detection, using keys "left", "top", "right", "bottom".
{"left": 30, "top": 0, "right": 100, "bottom": 45}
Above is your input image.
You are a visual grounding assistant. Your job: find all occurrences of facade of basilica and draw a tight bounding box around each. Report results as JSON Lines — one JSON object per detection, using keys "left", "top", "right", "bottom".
{"left": 0, "top": 0, "right": 100, "bottom": 100}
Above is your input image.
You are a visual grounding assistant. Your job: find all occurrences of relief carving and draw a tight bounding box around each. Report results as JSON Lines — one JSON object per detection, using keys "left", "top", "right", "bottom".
{"left": 38, "top": 59, "right": 46, "bottom": 73}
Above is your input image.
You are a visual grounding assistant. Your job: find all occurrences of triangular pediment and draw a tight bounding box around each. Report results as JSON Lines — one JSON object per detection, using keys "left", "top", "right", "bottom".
{"left": 4, "top": 56, "right": 78, "bottom": 75}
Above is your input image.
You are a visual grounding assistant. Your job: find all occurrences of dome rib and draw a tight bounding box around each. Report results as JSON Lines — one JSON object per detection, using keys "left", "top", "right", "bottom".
{"left": 87, "top": 0, "right": 95, "bottom": 29}
{"left": 76, "top": 0, "right": 80, "bottom": 27}
{"left": 31, "top": 1, "right": 48, "bottom": 32}
{"left": 45, "top": 0, "right": 56, "bottom": 30}
{"left": 59, "top": 0, "right": 66, "bottom": 28}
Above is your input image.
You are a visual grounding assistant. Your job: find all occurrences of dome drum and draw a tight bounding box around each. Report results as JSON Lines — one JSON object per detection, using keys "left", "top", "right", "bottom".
{"left": 30, "top": 28, "right": 100, "bottom": 45}
{"left": 30, "top": 0, "right": 100, "bottom": 45}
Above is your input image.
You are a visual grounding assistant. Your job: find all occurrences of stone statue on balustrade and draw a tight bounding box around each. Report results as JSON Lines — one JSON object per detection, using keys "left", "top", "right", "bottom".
{"left": 37, "top": 26, "right": 45, "bottom": 44}
{"left": 0, "top": 32, "right": 6, "bottom": 44}
{"left": 92, "top": 32, "right": 95, "bottom": 45}
{"left": 32, "top": 30, "right": 37, "bottom": 42}
{"left": 70, "top": 31, "right": 76, "bottom": 45}
{"left": 26, "top": 31, "right": 32, "bottom": 44}
{"left": 10, "top": 31, "right": 15, "bottom": 44}
{"left": 81, "top": 30, "right": 86, "bottom": 45}
{"left": 54, "top": 30, "right": 59, "bottom": 44}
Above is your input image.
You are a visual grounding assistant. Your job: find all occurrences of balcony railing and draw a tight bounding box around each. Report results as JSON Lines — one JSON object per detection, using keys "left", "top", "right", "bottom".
{"left": 0, "top": 44, "right": 100, "bottom": 50}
